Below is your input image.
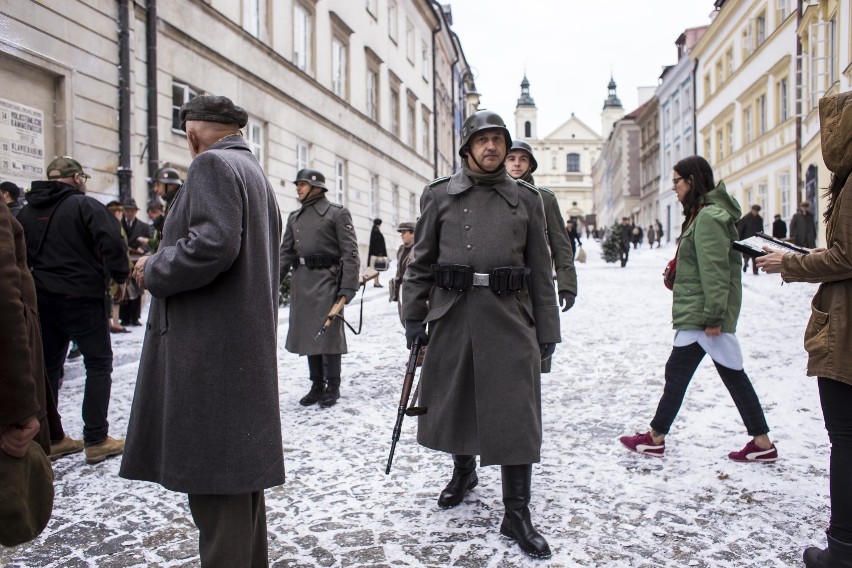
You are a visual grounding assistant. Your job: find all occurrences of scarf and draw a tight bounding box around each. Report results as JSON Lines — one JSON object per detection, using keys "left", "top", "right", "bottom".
{"left": 462, "top": 164, "right": 508, "bottom": 186}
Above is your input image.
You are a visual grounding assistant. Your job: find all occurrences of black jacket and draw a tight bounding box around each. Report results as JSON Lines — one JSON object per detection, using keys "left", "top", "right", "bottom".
{"left": 18, "top": 181, "right": 129, "bottom": 297}
{"left": 368, "top": 225, "right": 387, "bottom": 257}
{"left": 737, "top": 213, "right": 764, "bottom": 239}
{"left": 772, "top": 218, "right": 787, "bottom": 239}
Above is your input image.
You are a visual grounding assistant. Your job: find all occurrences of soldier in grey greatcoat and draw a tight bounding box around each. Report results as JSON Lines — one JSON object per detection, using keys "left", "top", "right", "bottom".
{"left": 401, "top": 110, "right": 560, "bottom": 559}
{"left": 280, "top": 168, "right": 360, "bottom": 408}
{"left": 505, "top": 139, "right": 577, "bottom": 312}
{"left": 119, "top": 95, "right": 284, "bottom": 567}
{"left": 391, "top": 221, "right": 415, "bottom": 325}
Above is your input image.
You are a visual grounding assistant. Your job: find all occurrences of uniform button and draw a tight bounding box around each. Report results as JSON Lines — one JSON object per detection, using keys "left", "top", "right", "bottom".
{"left": 296, "top": 239, "right": 300, "bottom": 243}
{"left": 512, "top": 210, "right": 517, "bottom": 215}
{"left": 466, "top": 244, "right": 472, "bottom": 250}
{"left": 463, "top": 208, "right": 469, "bottom": 213}
{"left": 296, "top": 229, "right": 300, "bottom": 232}
{"left": 465, "top": 225, "right": 471, "bottom": 231}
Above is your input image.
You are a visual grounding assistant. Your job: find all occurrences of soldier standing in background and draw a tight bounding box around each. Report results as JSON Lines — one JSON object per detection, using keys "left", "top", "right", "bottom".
{"left": 138, "top": 167, "right": 182, "bottom": 254}
{"left": 280, "top": 169, "right": 360, "bottom": 409}
{"left": 505, "top": 140, "right": 577, "bottom": 311}
{"left": 391, "top": 221, "right": 415, "bottom": 325}
{"left": 119, "top": 199, "right": 149, "bottom": 326}
{"left": 402, "top": 110, "right": 560, "bottom": 558}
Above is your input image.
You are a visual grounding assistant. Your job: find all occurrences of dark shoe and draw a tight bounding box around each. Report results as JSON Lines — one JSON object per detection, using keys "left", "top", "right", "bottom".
{"left": 110, "top": 325, "right": 131, "bottom": 334}
{"left": 319, "top": 378, "right": 340, "bottom": 407}
{"left": 130, "top": 320, "right": 142, "bottom": 327}
{"left": 437, "top": 455, "right": 478, "bottom": 509}
{"left": 299, "top": 379, "right": 325, "bottom": 406}
{"left": 804, "top": 532, "right": 852, "bottom": 567}
{"left": 67, "top": 346, "right": 81, "bottom": 359}
{"left": 500, "top": 464, "right": 551, "bottom": 559}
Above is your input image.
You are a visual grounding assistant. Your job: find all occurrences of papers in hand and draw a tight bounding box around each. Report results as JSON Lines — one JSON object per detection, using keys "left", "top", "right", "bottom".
{"left": 733, "top": 232, "right": 810, "bottom": 257}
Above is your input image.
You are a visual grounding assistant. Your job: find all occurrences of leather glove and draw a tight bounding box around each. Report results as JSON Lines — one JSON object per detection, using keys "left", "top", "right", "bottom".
{"left": 539, "top": 343, "right": 556, "bottom": 360}
{"left": 338, "top": 288, "right": 357, "bottom": 305}
{"left": 558, "top": 290, "right": 576, "bottom": 312}
{"left": 405, "top": 320, "right": 429, "bottom": 349}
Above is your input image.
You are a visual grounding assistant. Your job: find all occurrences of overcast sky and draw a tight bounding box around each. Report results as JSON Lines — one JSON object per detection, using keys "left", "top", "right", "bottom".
{"left": 446, "top": 1, "right": 717, "bottom": 138}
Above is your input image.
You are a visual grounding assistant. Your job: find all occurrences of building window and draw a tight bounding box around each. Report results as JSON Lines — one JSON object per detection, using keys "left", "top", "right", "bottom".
{"left": 391, "top": 183, "right": 399, "bottom": 226}
{"left": 742, "top": 23, "right": 754, "bottom": 57}
{"left": 758, "top": 94, "right": 767, "bottom": 135}
{"left": 726, "top": 48, "right": 735, "bottom": 78}
{"left": 366, "top": 67, "right": 379, "bottom": 121}
{"left": 388, "top": 0, "right": 398, "bottom": 42}
{"left": 717, "top": 127, "right": 725, "bottom": 159}
{"left": 715, "top": 60, "right": 723, "bottom": 87}
{"left": 335, "top": 158, "right": 346, "bottom": 204}
{"left": 566, "top": 153, "right": 580, "bottom": 172}
{"left": 743, "top": 107, "right": 753, "bottom": 144}
{"left": 390, "top": 84, "right": 400, "bottom": 137}
{"left": 172, "top": 81, "right": 199, "bottom": 131}
{"left": 409, "top": 192, "right": 416, "bottom": 219}
{"left": 246, "top": 120, "right": 264, "bottom": 166}
{"left": 296, "top": 140, "right": 309, "bottom": 171}
{"left": 421, "top": 107, "right": 430, "bottom": 157}
{"left": 405, "top": 19, "right": 415, "bottom": 63}
{"left": 776, "top": 0, "right": 789, "bottom": 23}
{"left": 331, "top": 38, "right": 348, "bottom": 99}
{"left": 294, "top": 3, "right": 312, "bottom": 73}
{"left": 242, "top": 0, "right": 263, "bottom": 38}
{"left": 704, "top": 134, "right": 712, "bottom": 160}
{"left": 778, "top": 78, "right": 789, "bottom": 122}
{"left": 369, "top": 174, "right": 379, "bottom": 218}
{"left": 524, "top": 121, "right": 531, "bottom": 138}
{"left": 726, "top": 120, "right": 734, "bottom": 156}
{"left": 779, "top": 172, "right": 791, "bottom": 219}
{"left": 365, "top": 0, "right": 377, "bottom": 19}
{"left": 757, "top": 181, "right": 768, "bottom": 212}
{"left": 756, "top": 12, "right": 767, "bottom": 45}
{"left": 406, "top": 94, "right": 416, "bottom": 148}
{"left": 421, "top": 39, "right": 430, "bottom": 80}
{"left": 704, "top": 73, "right": 712, "bottom": 97}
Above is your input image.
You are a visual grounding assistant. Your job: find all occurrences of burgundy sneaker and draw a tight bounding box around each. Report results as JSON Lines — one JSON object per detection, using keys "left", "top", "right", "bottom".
{"left": 619, "top": 432, "right": 665, "bottom": 457}
{"left": 728, "top": 440, "right": 778, "bottom": 463}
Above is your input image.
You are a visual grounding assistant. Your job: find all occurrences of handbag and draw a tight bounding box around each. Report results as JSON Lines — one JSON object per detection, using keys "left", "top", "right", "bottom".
{"left": 576, "top": 246, "right": 587, "bottom": 264}
{"left": 663, "top": 257, "right": 677, "bottom": 290}
{"left": 372, "top": 256, "right": 390, "bottom": 271}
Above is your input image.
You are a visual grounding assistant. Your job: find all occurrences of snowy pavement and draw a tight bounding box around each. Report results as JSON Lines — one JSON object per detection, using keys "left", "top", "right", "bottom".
{"left": 1, "top": 238, "right": 829, "bottom": 567}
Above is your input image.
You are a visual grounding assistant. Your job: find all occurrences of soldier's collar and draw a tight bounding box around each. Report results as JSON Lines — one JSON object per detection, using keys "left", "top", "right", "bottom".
{"left": 447, "top": 171, "right": 518, "bottom": 206}
{"left": 296, "top": 194, "right": 331, "bottom": 217}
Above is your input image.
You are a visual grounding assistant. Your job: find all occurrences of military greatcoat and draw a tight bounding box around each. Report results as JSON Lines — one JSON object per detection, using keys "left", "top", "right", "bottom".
{"left": 401, "top": 170, "right": 561, "bottom": 466}
{"left": 537, "top": 186, "right": 578, "bottom": 295}
{"left": 280, "top": 195, "right": 360, "bottom": 356}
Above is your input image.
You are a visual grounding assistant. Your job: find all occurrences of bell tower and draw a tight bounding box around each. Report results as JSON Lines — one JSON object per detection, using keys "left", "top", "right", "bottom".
{"left": 514, "top": 74, "right": 538, "bottom": 140}
{"left": 601, "top": 75, "right": 624, "bottom": 139}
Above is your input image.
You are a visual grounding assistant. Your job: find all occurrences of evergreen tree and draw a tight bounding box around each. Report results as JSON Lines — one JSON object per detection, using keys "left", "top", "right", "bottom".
{"left": 601, "top": 221, "right": 624, "bottom": 263}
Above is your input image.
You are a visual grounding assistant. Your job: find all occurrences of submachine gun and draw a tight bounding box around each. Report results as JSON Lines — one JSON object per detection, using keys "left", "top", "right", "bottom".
{"left": 385, "top": 337, "right": 427, "bottom": 474}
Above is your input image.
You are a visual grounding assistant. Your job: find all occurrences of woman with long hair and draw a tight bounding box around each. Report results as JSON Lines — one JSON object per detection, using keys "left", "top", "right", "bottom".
{"left": 620, "top": 155, "right": 777, "bottom": 462}
{"left": 757, "top": 91, "right": 852, "bottom": 567}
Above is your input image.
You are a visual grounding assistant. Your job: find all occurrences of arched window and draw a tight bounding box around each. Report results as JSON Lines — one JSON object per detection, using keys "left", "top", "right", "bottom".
{"left": 566, "top": 153, "right": 580, "bottom": 172}
{"left": 524, "top": 121, "right": 531, "bottom": 138}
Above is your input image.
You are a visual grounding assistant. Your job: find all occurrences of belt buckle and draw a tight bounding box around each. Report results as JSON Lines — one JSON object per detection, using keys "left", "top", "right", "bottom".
{"left": 299, "top": 258, "right": 307, "bottom": 265}
{"left": 472, "top": 273, "right": 489, "bottom": 287}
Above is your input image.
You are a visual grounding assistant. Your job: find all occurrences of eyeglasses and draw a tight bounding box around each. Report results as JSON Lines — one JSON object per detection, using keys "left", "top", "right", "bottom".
{"left": 77, "top": 173, "right": 91, "bottom": 181}
{"left": 672, "top": 176, "right": 684, "bottom": 186}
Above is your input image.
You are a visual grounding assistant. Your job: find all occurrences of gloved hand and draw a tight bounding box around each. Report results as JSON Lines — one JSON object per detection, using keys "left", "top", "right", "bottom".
{"left": 539, "top": 342, "right": 555, "bottom": 360}
{"left": 338, "top": 288, "right": 357, "bottom": 305}
{"left": 558, "top": 290, "right": 576, "bottom": 312}
{"left": 405, "top": 320, "right": 429, "bottom": 349}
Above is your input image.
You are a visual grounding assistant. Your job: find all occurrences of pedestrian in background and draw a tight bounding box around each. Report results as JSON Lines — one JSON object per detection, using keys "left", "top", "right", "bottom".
{"left": 368, "top": 218, "right": 387, "bottom": 288}
{"left": 106, "top": 201, "right": 132, "bottom": 334}
{"left": 656, "top": 219, "right": 664, "bottom": 247}
{"left": 280, "top": 168, "right": 360, "bottom": 409}
{"left": 772, "top": 214, "right": 788, "bottom": 240}
{"left": 757, "top": 90, "right": 852, "bottom": 568}
{"left": 620, "top": 217, "right": 632, "bottom": 267}
{"left": 791, "top": 200, "right": 818, "bottom": 248}
{"left": 18, "top": 156, "right": 129, "bottom": 465}
{"left": 737, "top": 204, "right": 764, "bottom": 275}
{"left": 120, "top": 95, "right": 285, "bottom": 567}
{"left": 119, "top": 199, "right": 149, "bottom": 327}
{"left": 391, "top": 221, "right": 415, "bottom": 325}
{"left": 620, "top": 155, "right": 777, "bottom": 463}
{"left": 647, "top": 224, "right": 657, "bottom": 248}
{"left": 0, "top": 181, "right": 23, "bottom": 217}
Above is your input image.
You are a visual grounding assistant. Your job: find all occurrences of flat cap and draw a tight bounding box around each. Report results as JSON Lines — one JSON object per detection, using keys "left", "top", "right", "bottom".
{"left": 122, "top": 198, "right": 139, "bottom": 210}
{"left": 179, "top": 95, "right": 248, "bottom": 131}
{"left": 397, "top": 221, "right": 415, "bottom": 232}
{"left": 46, "top": 156, "right": 85, "bottom": 180}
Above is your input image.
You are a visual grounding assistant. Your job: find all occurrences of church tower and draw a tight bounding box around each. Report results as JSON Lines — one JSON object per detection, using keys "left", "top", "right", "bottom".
{"left": 601, "top": 75, "right": 624, "bottom": 139}
{"left": 514, "top": 74, "right": 537, "bottom": 140}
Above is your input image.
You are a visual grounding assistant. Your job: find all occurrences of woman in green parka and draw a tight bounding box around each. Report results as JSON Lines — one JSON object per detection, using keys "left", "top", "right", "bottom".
{"left": 620, "top": 155, "right": 777, "bottom": 462}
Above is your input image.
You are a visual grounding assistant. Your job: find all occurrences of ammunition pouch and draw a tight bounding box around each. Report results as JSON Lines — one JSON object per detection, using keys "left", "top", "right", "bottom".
{"left": 431, "top": 264, "right": 529, "bottom": 294}
{"left": 299, "top": 254, "right": 339, "bottom": 269}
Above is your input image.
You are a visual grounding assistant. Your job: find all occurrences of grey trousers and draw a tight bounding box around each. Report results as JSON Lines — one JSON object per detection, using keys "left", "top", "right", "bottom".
{"left": 187, "top": 491, "right": 268, "bottom": 568}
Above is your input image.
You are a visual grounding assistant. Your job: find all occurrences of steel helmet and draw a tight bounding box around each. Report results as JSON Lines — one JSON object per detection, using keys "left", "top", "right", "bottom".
{"left": 293, "top": 168, "right": 328, "bottom": 190}
{"left": 508, "top": 140, "right": 538, "bottom": 174}
{"left": 458, "top": 110, "right": 512, "bottom": 160}
{"left": 154, "top": 167, "right": 182, "bottom": 185}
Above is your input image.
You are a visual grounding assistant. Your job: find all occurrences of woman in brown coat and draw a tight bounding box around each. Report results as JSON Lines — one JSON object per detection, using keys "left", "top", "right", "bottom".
{"left": 758, "top": 90, "right": 852, "bottom": 567}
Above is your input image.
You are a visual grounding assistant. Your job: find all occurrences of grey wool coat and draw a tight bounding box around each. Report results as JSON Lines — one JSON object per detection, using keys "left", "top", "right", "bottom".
{"left": 280, "top": 195, "right": 360, "bottom": 355}
{"left": 119, "top": 137, "right": 285, "bottom": 495}
{"left": 401, "top": 170, "right": 561, "bottom": 466}
{"left": 538, "top": 185, "right": 578, "bottom": 295}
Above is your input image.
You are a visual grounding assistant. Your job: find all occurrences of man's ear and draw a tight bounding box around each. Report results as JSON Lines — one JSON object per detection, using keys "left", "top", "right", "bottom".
{"left": 187, "top": 130, "right": 200, "bottom": 157}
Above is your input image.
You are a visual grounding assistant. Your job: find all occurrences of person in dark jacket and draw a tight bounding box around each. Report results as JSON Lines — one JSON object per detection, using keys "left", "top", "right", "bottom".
{"left": 772, "top": 214, "right": 788, "bottom": 239}
{"left": 391, "top": 221, "right": 415, "bottom": 325}
{"left": 402, "top": 110, "right": 560, "bottom": 559}
{"left": 17, "top": 156, "right": 129, "bottom": 465}
{"left": 139, "top": 167, "right": 182, "bottom": 254}
{"left": 619, "top": 217, "right": 632, "bottom": 267}
{"left": 0, "top": 181, "right": 23, "bottom": 217}
{"left": 790, "top": 201, "right": 818, "bottom": 248}
{"left": 119, "top": 199, "right": 149, "bottom": 326}
{"left": 736, "top": 204, "right": 764, "bottom": 274}
{"left": 280, "top": 169, "right": 360, "bottom": 409}
{"left": 368, "top": 218, "right": 387, "bottom": 288}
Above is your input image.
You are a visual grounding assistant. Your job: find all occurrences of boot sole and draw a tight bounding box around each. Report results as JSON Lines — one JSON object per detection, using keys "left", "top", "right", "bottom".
{"left": 85, "top": 451, "right": 123, "bottom": 465}
{"left": 437, "top": 478, "right": 478, "bottom": 509}
{"left": 499, "top": 525, "right": 552, "bottom": 559}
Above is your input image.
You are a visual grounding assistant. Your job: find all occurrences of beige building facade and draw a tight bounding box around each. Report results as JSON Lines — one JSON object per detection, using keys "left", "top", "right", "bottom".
{"left": 0, "top": 0, "right": 479, "bottom": 256}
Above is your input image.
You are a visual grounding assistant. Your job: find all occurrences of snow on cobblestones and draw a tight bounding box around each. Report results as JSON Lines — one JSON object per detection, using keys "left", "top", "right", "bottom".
{"left": 1, "top": 239, "right": 827, "bottom": 567}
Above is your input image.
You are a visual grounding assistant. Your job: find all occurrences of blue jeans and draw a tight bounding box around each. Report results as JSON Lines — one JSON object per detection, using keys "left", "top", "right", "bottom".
{"left": 38, "top": 292, "right": 113, "bottom": 445}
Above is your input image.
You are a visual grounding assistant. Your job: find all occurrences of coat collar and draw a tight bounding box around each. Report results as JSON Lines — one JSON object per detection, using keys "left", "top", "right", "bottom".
{"left": 447, "top": 171, "right": 519, "bottom": 207}
{"left": 295, "top": 195, "right": 332, "bottom": 218}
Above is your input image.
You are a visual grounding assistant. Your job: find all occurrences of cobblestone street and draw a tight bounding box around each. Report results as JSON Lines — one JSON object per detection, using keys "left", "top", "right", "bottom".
{"left": 1, "top": 241, "right": 829, "bottom": 567}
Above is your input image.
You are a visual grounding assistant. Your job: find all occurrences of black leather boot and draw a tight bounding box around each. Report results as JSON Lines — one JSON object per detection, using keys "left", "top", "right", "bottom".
{"left": 437, "top": 455, "right": 478, "bottom": 509}
{"left": 500, "top": 464, "right": 551, "bottom": 559}
{"left": 319, "top": 377, "right": 340, "bottom": 408}
{"left": 299, "top": 378, "right": 325, "bottom": 406}
{"left": 804, "top": 531, "right": 852, "bottom": 567}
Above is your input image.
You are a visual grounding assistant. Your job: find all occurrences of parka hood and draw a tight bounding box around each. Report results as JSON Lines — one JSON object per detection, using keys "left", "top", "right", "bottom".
{"left": 819, "top": 90, "right": 852, "bottom": 183}
{"left": 25, "top": 181, "right": 81, "bottom": 208}
{"left": 702, "top": 181, "right": 741, "bottom": 221}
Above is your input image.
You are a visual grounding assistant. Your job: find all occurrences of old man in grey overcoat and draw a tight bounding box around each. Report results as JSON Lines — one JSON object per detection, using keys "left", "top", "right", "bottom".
{"left": 401, "top": 110, "right": 560, "bottom": 559}
{"left": 120, "top": 95, "right": 284, "bottom": 567}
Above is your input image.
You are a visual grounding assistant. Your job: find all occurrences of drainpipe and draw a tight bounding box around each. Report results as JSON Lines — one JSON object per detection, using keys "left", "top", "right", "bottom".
{"left": 428, "top": 1, "right": 442, "bottom": 178}
{"left": 117, "top": 0, "right": 132, "bottom": 201}
{"left": 146, "top": 0, "right": 159, "bottom": 203}
{"left": 795, "top": 0, "right": 803, "bottom": 205}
